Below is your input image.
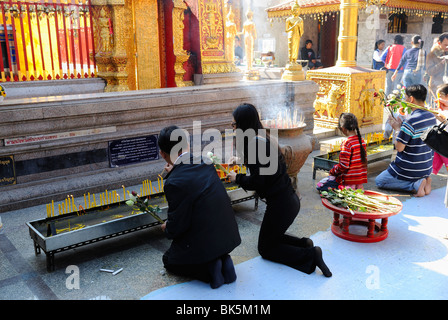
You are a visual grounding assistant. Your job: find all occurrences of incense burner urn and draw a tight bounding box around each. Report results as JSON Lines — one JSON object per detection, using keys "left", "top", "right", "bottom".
{"left": 266, "top": 124, "right": 313, "bottom": 192}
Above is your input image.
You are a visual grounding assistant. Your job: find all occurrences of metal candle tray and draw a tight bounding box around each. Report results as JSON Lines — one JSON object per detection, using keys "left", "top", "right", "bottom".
{"left": 312, "top": 140, "right": 394, "bottom": 179}
{"left": 27, "top": 181, "right": 257, "bottom": 272}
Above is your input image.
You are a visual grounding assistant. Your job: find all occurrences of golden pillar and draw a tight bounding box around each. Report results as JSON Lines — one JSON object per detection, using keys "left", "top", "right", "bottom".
{"left": 336, "top": 0, "right": 358, "bottom": 67}
{"left": 306, "top": 0, "right": 386, "bottom": 129}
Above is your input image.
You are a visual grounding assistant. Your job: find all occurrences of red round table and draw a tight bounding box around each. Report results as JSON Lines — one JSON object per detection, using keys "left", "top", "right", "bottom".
{"left": 321, "top": 191, "right": 403, "bottom": 243}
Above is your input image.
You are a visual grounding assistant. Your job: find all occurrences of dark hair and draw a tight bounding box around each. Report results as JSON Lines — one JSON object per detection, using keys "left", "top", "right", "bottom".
{"left": 305, "top": 39, "right": 313, "bottom": 45}
{"left": 232, "top": 103, "right": 263, "bottom": 132}
{"left": 232, "top": 103, "right": 284, "bottom": 165}
{"left": 437, "top": 83, "right": 448, "bottom": 95}
{"left": 158, "top": 125, "right": 189, "bottom": 154}
{"left": 394, "top": 35, "right": 404, "bottom": 45}
{"left": 374, "top": 39, "right": 385, "bottom": 50}
{"left": 405, "top": 84, "right": 427, "bottom": 102}
{"left": 439, "top": 32, "right": 448, "bottom": 43}
{"left": 412, "top": 35, "right": 424, "bottom": 49}
{"left": 338, "top": 113, "right": 367, "bottom": 166}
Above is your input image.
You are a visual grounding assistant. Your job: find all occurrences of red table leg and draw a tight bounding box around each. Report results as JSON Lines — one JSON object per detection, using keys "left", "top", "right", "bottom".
{"left": 367, "top": 219, "right": 375, "bottom": 238}
{"left": 333, "top": 213, "right": 340, "bottom": 226}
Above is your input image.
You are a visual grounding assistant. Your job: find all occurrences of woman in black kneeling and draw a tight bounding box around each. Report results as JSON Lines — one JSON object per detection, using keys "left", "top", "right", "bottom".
{"left": 227, "top": 103, "right": 332, "bottom": 277}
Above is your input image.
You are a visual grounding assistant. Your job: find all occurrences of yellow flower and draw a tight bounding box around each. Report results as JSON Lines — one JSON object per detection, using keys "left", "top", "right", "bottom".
{"left": 0, "top": 85, "right": 5, "bottom": 97}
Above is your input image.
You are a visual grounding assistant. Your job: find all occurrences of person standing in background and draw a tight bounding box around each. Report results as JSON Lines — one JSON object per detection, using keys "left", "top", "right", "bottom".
{"left": 372, "top": 40, "right": 385, "bottom": 70}
{"left": 392, "top": 35, "right": 426, "bottom": 88}
{"left": 426, "top": 33, "right": 448, "bottom": 98}
{"left": 381, "top": 35, "right": 406, "bottom": 96}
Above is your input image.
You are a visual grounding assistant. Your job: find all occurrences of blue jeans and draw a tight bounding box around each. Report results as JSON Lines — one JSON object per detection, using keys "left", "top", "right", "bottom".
{"left": 402, "top": 69, "right": 423, "bottom": 88}
{"left": 385, "top": 71, "right": 403, "bottom": 96}
{"left": 375, "top": 169, "right": 424, "bottom": 192}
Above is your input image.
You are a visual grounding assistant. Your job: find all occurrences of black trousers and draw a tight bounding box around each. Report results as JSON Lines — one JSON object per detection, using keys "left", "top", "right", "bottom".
{"left": 258, "top": 189, "right": 316, "bottom": 274}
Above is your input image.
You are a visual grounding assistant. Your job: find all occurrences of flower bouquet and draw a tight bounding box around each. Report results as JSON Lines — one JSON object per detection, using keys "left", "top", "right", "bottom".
{"left": 125, "top": 191, "right": 164, "bottom": 223}
{"left": 319, "top": 187, "right": 401, "bottom": 214}
{"left": 207, "top": 152, "right": 229, "bottom": 174}
{"left": 375, "top": 87, "right": 438, "bottom": 119}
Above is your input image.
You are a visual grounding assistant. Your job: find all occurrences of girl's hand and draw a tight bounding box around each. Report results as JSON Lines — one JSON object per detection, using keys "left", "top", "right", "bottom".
{"left": 227, "top": 171, "right": 237, "bottom": 182}
{"left": 161, "top": 222, "right": 167, "bottom": 232}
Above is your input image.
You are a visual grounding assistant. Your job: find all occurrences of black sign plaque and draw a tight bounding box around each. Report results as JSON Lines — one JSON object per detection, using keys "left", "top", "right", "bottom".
{"left": 0, "top": 155, "right": 16, "bottom": 186}
{"left": 109, "top": 135, "right": 159, "bottom": 167}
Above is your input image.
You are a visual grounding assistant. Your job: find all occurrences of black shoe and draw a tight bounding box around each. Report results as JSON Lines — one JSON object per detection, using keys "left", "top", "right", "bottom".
{"left": 208, "top": 258, "right": 225, "bottom": 289}
{"left": 221, "top": 254, "right": 237, "bottom": 284}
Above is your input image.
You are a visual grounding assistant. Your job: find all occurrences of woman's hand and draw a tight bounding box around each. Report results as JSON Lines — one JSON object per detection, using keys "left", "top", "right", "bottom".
{"left": 436, "top": 112, "right": 447, "bottom": 124}
{"left": 227, "top": 156, "right": 241, "bottom": 165}
{"left": 161, "top": 222, "right": 167, "bottom": 232}
{"left": 227, "top": 171, "right": 237, "bottom": 182}
{"left": 391, "top": 72, "right": 397, "bottom": 81}
{"left": 436, "top": 98, "right": 448, "bottom": 110}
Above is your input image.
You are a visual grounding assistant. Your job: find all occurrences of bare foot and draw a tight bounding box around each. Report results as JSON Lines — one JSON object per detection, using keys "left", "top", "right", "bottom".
{"left": 415, "top": 178, "right": 427, "bottom": 197}
{"left": 424, "top": 176, "right": 432, "bottom": 195}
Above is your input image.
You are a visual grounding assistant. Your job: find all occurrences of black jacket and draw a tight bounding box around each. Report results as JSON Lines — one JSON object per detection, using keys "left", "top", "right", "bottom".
{"left": 163, "top": 154, "right": 241, "bottom": 265}
{"left": 235, "top": 137, "right": 293, "bottom": 200}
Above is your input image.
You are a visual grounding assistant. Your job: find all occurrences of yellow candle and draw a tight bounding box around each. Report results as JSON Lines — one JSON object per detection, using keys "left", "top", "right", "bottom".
{"left": 122, "top": 185, "right": 126, "bottom": 200}
{"left": 58, "top": 204, "right": 61, "bottom": 215}
{"left": 437, "top": 92, "right": 441, "bottom": 109}
{"left": 72, "top": 195, "right": 76, "bottom": 212}
{"left": 84, "top": 194, "right": 87, "bottom": 209}
{"left": 66, "top": 198, "right": 69, "bottom": 213}
{"left": 100, "top": 194, "right": 103, "bottom": 206}
{"left": 149, "top": 181, "right": 153, "bottom": 195}
{"left": 105, "top": 190, "right": 108, "bottom": 204}
{"left": 46, "top": 204, "right": 50, "bottom": 218}
{"left": 52, "top": 200, "right": 55, "bottom": 217}
{"left": 62, "top": 202, "right": 65, "bottom": 215}
{"left": 93, "top": 194, "right": 97, "bottom": 207}
{"left": 157, "top": 178, "right": 161, "bottom": 192}
{"left": 88, "top": 192, "right": 91, "bottom": 209}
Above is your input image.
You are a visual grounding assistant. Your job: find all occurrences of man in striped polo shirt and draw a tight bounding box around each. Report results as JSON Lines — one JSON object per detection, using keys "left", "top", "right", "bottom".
{"left": 376, "top": 84, "right": 436, "bottom": 197}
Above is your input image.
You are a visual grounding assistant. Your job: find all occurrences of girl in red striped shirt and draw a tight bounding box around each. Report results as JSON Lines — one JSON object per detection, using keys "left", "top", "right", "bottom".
{"left": 329, "top": 113, "right": 368, "bottom": 190}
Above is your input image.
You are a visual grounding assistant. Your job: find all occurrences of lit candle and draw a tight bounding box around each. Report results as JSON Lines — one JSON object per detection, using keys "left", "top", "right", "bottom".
{"left": 105, "top": 190, "right": 109, "bottom": 204}
{"left": 71, "top": 195, "right": 76, "bottom": 212}
{"left": 66, "top": 198, "right": 69, "bottom": 213}
{"left": 122, "top": 185, "right": 126, "bottom": 200}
